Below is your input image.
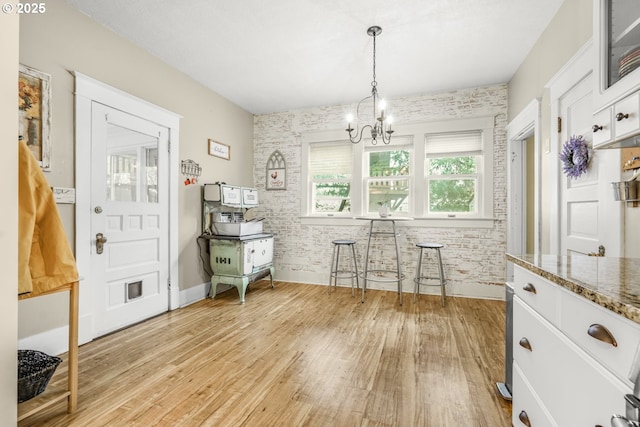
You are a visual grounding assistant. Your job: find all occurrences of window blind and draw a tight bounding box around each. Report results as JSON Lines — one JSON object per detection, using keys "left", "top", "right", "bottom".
{"left": 310, "top": 143, "right": 351, "bottom": 177}
{"left": 425, "top": 131, "right": 482, "bottom": 155}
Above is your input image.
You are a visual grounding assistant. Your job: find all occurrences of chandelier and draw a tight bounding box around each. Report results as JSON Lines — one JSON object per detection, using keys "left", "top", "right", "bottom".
{"left": 346, "top": 26, "right": 394, "bottom": 145}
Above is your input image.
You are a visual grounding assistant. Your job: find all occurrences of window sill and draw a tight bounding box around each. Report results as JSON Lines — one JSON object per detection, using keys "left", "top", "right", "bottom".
{"left": 299, "top": 216, "right": 496, "bottom": 228}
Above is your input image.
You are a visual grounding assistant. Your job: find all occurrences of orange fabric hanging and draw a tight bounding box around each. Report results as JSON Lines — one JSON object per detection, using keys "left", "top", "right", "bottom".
{"left": 18, "top": 141, "right": 78, "bottom": 296}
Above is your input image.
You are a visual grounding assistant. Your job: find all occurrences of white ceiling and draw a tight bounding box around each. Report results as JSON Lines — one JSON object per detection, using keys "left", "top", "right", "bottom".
{"left": 64, "top": 0, "right": 565, "bottom": 115}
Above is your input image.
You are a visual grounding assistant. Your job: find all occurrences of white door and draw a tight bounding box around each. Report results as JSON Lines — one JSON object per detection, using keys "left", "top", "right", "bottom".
{"left": 91, "top": 103, "right": 169, "bottom": 337}
{"left": 559, "top": 73, "right": 622, "bottom": 256}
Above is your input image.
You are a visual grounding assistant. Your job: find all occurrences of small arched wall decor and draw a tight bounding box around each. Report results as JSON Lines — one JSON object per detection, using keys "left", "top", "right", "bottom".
{"left": 266, "top": 150, "right": 286, "bottom": 190}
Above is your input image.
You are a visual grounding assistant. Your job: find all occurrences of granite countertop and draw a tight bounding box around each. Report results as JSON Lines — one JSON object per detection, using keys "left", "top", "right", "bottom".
{"left": 506, "top": 253, "right": 640, "bottom": 325}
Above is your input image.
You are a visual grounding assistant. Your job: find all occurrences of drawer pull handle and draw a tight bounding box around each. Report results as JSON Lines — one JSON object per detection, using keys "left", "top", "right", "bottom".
{"left": 518, "top": 410, "right": 531, "bottom": 427}
{"left": 519, "top": 337, "right": 532, "bottom": 352}
{"left": 587, "top": 324, "right": 618, "bottom": 347}
{"left": 616, "top": 112, "right": 630, "bottom": 121}
{"left": 592, "top": 124, "right": 603, "bottom": 132}
{"left": 522, "top": 283, "right": 537, "bottom": 294}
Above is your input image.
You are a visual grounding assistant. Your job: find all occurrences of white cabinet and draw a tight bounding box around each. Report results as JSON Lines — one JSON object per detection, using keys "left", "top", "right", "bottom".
{"left": 593, "top": 0, "right": 640, "bottom": 148}
{"left": 594, "top": 0, "right": 640, "bottom": 111}
{"left": 593, "top": 91, "right": 640, "bottom": 148}
{"left": 560, "top": 286, "right": 640, "bottom": 388}
{"left": 512, "top": 265, "right": 635, "bottom": 426}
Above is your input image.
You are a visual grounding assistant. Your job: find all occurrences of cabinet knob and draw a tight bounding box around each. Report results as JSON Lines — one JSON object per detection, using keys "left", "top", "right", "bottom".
{"left": 522, "top": 283, "right": 537, "bottom": 294}
{"left": 519, "top": 337, "right": 532, "bottom": 352}
{"left": 587, "top": 323, "right": 618, "bottom": 347}
{"left": 592, "top": 124, "right": 603, "bottom": 132}
{"left": 616, "top": 112, "right": 630, "bottom": 121}
{"left": 518, "top": 410, "right": 532, "bottom": 427}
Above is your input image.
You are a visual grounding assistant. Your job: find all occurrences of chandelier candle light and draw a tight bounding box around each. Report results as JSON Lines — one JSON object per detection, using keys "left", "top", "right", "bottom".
{"left": 346, "top": 26, "right": 394, "bottom": 145}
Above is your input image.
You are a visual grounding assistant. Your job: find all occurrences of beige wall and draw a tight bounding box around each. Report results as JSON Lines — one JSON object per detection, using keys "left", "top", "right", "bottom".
{"left": 18, "top": 2, "right": 254, "bottom": 342}
{"left": 508, "top": 0, "right": 592, "bottom": 252}
{"left": 1, "top": 8, "right": 19, "bottom": 425}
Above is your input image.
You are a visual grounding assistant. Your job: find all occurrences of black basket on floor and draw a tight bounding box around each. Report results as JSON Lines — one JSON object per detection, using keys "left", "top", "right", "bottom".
{"left": 18, "top": 349, "right": 62, "bottom": 403}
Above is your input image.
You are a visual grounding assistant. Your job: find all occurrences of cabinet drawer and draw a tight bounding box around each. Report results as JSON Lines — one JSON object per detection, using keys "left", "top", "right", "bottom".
{"left": 514, "top": 266, "right": 560, "bottom": 326}
{"left": 512, "top": 363, "right": 557, "bottom": 427}
{"left": 614, "top": 91, "right": 640, "bottom": 140}
{"left": 592, "top": 107, "right": 613, "bottom": 148}
{"left": 514, "top": 297, "right": 630, "bottom": 426}
{"left": 513, "top": 297, "right": 560, "bottom": 402}
{"left": 560, "top": 287, "right": 640, "bottom": 386}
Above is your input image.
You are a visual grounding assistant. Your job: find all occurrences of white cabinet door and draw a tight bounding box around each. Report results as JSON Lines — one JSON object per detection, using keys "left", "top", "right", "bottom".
{"left": 514, "top": 297, "right": 630, "bottom": 426}
{"left": 512, "top": 363, "right": 558, "bottom": 427}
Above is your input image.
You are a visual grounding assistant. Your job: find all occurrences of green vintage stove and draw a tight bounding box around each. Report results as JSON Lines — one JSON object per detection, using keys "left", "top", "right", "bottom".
{"left": 202, "top": 183, "right": 275, "bottom": 303}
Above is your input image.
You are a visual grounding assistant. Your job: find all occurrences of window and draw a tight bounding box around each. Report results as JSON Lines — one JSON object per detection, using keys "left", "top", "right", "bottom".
{"left": 301, "top": 116, "right": 494, "bottom": 224}
{"left": 425, "top": 131, "right": 482, "bottom": 216}
{"left": 308, "top": 142, "right": 352, "bottom": 214}
{"left": 365, "top": 138, "right": 412, "bottom": 215}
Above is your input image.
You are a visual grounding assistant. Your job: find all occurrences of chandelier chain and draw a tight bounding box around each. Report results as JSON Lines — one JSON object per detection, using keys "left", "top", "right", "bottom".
{"left": 346, "top": 25, "right": 394, "bottom": 145}
{"left": 371, "top": 32, "right": 377, "bottom": 89}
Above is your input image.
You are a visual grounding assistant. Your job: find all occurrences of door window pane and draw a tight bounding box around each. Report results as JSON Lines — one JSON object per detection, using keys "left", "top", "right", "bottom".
{"left": 106, "top": 123, "right": 159, "bottom": 203}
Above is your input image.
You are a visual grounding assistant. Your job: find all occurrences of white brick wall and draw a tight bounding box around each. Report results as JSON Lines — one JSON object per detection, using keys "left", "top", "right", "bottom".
{"left": 253, "top": 85, "right": 508, "bottom": 300}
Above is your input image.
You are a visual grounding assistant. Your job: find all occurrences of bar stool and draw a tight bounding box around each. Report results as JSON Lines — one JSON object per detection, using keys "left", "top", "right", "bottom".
{"left": 413, "top": 242, "right": 446, "bottom": 306}
{"left": 329, "top": 240, "right": 359, "bottom": 297}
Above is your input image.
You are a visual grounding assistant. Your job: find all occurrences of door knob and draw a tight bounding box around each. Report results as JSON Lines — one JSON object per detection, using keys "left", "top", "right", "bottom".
{"left": 96, "top": 233, "right": 108, "bottom": 254}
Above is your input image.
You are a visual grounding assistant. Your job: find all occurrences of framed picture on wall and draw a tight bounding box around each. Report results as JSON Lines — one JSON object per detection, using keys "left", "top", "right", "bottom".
{"left": 208, "top": 139, "right": 230, "bottom": 160}
{"left": 266, "top": 150, "right": 286, "bottom": 190}
{"left": 19, "top": 64, "right": 52, "bottom": 170}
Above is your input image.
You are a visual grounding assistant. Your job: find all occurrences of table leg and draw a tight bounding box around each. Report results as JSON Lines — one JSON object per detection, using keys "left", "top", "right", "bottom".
{"left": 362, "top": 220, "right": 374, "bottom": 303}
{"left": 392, "top": 220, "right": 403, "bottom": 306}
{"left": 68, "top": 281, "right": 79, "bottom": 412}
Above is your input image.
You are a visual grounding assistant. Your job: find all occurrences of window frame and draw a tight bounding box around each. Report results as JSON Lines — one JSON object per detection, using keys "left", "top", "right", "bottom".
{"left": 301, "top": 116, "right": 495, "bottom": 227}
{"left": 307, "top": 140, "right": 354, "bottom": 216}
{"left": 363, "top": 137, "right": 414, "bottom": 217}
{"left": 424, "top": 131, "right": 484, "bottom": 218}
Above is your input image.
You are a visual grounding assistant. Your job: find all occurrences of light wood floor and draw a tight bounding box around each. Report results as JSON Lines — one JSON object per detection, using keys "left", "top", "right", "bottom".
{"left": 19, "top": 281, "right": 511, "bottom": 427}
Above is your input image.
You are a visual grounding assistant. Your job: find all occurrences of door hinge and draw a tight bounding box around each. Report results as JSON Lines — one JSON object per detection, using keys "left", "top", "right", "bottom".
{"left": 557, "top": 117, "right": 562, "bottom": 133}
{"left": 168, "top": 140, "right": 171, "bottom": 153}
{"left": 167, "top": 278, "right": 171, "bottom": 289}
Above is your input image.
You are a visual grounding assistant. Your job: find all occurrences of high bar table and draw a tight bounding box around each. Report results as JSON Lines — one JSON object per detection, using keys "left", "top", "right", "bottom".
{"left": 355, "top": 216, "right": 413, "bottom": 305}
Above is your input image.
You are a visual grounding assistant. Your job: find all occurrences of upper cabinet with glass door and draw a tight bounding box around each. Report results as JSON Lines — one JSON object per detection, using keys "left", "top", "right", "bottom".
{"left": 594, "top": 0, "right": 640, "bottom": 109}
{"left": 593, "top": 0, "right": 640, "bottom": 147}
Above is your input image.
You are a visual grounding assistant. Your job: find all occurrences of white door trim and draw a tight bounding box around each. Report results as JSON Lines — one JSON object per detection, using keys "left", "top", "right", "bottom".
{"left": 546, "top": 40, "right": 593, "bottom": 255}
{"left": 506, "top": 98, "right": 541, "bottom": 281}
{"left": 74, "top": 72, "right": 181, "bottom": 344}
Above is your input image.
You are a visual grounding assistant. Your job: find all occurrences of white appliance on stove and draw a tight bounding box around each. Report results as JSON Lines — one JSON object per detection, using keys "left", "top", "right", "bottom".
{"left": 201, "top": 183, "right": 274, "bottom": 304}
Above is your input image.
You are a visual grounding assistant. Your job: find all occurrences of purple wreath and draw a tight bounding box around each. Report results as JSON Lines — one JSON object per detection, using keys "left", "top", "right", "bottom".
{"left": 560, "top": 135, "right": 590, "bottom": 179}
